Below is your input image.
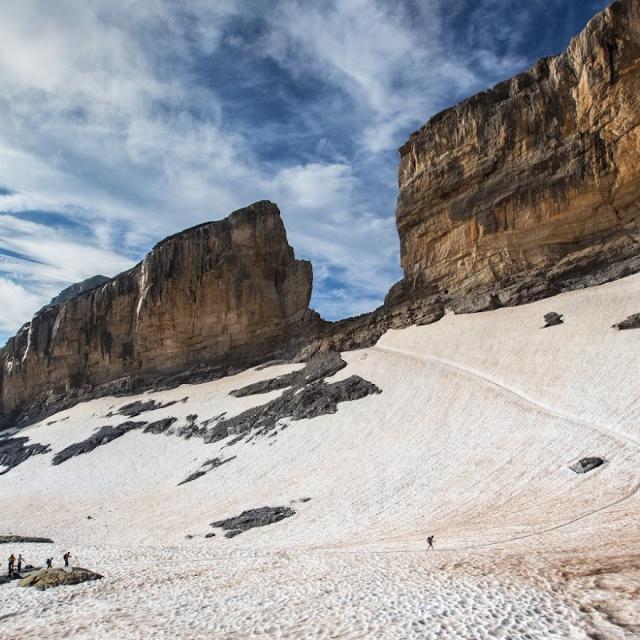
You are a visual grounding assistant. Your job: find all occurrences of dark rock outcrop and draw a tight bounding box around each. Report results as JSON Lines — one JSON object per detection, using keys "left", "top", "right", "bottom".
{"left": 50, "top": 275, "right": 111, "bottom": 306}
{"left": 613, "top": 312, "right": 640, "bottom": 329}
{"left": 0, "top": 201, "right": 317, "bottom": 429}
{"left": 0, "top": 535, "right": 53, "bottom": 544}
{"left": 143, "top": 417, "right": 178, "bottom": 434}
{"left": 0, "top": 436, "right": 50, "bottom": 474}
{"left": 543, "top": 312, "right": 564, "bottom": 328}
{"left": 211, "top": 506, "right": 296, "bottom": 537}
{"left": 115, "top": 399, "right": 178, "bottom": 417}
{"left": 393, "top": 0, "right": 640, "bottom": 312}
{"left": 570, "top": 457, "right": 606, "bottom": 474}
{"left": 178, "top": 456, "right": 236, "bottom": 485}
{"left": 19, "top": 567, "right": 103, "bottom": 590}
{"left": 203, "top": 353, "right": 381, "bottom": 444}
{"left": 52, "top": 421, "right": 147, "bottom": 465}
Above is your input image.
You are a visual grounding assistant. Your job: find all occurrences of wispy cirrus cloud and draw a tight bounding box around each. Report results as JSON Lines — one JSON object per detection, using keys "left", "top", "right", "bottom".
{"left": 0, "top": 0, "right": 609, "bottom": 343}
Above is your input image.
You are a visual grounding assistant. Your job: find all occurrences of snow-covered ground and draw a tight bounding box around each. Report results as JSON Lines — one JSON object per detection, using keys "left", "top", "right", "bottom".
{"left": 2, "top": 274, "right": 640, "bottom": 639}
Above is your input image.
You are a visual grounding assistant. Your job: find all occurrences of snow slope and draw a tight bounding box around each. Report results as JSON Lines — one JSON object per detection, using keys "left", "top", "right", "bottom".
{"left": 1, "top": 273, "right": 639, "bottom": 639}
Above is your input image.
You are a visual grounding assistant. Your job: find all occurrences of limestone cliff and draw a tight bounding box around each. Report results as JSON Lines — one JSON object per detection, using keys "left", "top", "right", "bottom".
{"left": 0, "top": 201, "right": 315, "bottom": 427}
{"left": 394, "top": 0, "right": 640, "bottom": 311}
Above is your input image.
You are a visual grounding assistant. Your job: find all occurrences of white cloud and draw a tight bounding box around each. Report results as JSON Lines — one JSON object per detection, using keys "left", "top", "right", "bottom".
{"left": 0, "top": 277, "right": 47, "bottom": 334}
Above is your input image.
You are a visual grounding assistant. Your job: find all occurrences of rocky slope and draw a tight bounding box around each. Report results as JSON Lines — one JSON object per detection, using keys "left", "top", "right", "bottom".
{"left": 0, "top": 201, "right": 316, "bottom": 428}
{"left": 395, "top": 0, "right": 640, "bottom": 311}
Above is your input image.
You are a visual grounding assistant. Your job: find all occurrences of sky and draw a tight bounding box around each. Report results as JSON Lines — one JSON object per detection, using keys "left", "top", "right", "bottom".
{"left": 0, "top": 0, "right": 609, "bottom": 345}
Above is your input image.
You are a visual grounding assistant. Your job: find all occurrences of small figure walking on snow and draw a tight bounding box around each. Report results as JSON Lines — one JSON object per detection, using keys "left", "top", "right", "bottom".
{"left": 426, "top": 535, "right": 435, "bottom": 551}
{"left": 7, "top": 553, "right": 15, "bottom": 576}
{"left": 63, "top": 551, "right": 72, "bottom": 568}
{"left": 46, "top": 557, "right": 53, "bottom": 569}
{"left": 17, "top": 554, "right": 23, "bottom": 574}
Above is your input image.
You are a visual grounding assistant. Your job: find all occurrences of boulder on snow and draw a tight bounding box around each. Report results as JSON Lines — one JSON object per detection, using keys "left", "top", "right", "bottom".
{"left": 570, "top": 457, "right": 605, "bottom": 474}
{"left": 543, "top": 312, "right": 564, "bottom": 328}
{"left": 211, "top": 506, "right": 296, "bottom": 537}
{"left": 19, "top": 567, "right": 103, "bottom": 591}
{"left": 0, "top": 535, "right": 53, "bottom": 544}
{"left": 612, "top": 313, "right": 640, "bottom": 330}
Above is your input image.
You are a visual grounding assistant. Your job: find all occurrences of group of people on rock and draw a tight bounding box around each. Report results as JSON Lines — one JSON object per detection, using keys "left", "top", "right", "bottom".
{"left": 7, "top": 551, "right": 72, "bottom": 577}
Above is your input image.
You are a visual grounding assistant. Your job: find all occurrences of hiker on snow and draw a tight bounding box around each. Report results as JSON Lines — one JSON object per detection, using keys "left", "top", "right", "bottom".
{"left": 427, "top": 535, "right": 435, "bottom": 551}
{"left": 63, "top": 551, "right": 72, "bottom": 568}
{"left": 46, "top": 557, "right": 53, "bottom": 569}
{"left": 7, "top": 554, "right": 15, "bottom": 576}
{"left": 17, "top": 554, "right": 23, "bottom": 573}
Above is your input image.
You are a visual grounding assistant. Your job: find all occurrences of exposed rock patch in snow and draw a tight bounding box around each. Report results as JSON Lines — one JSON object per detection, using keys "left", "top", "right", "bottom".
{"left": 178, "top": 456, "right": 236, "bottom": 485}
{"left": 112, "top": 399, "right": 183, "bottom": 418}
{"left": 0, "top": 436, "right": 50, "bottom": 474}
{"left": 570, "top": 457, "right": 606, "bottom": 474}
{"left": 543, "top": 311, "right": 564, "bottom": 327}
{"left": 52, "top": 421, "right": 147, "bottom": 465}
{"left": 613, "top": 312, "right": 640, "bottom": 330}
{"left": 0, "top": 535, "right": 53, "bottom": 544}
{"left": 211, "top": 506, "right": 297, "bottom": 537}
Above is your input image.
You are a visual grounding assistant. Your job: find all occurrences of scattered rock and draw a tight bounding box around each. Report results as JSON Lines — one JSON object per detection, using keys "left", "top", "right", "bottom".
{"left": 203, "top": 353, "right": 380, "bottom": 444}
{"left": 570, "top": 457, "right": 605, "bottom": 474}
{"left": 143, "top": 417, "right": 178, "bottom": 434}
{"left": 543, "top": 312, "right": 564, "bottom": 328}
{"left": 230, "top": 352, "right": 346, "bottom": 397}
{"left": 0, "top": 437, "right": 51, "bottom": 475}
{"left": 178, "top": 456, "right": 236, "bottom": 485}
{"left": 205, "top": 532, "right": 216, "bottom": 538}
{"left": 0, "top": 535, "right": 53, "bottom": 544}
{"left": 211, "top": 506, "right": 296, "bottom": 536}
{"left": 19, "top": 567, "right": 103, "bottom": 591}
{"left": 52, "top": 421, "right": 147, "bottom": 465}
{"left": 185, "top": 534, "right": 194, "bottom": 539}
{"left": 613, "top": 313, "right": 640, "bottom": 330}
{"left": 116, "top": 399, "right": 178, "bottom": 418}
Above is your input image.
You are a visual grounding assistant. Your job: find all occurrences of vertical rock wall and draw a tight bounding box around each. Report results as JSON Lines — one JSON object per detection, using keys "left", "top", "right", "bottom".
{"left": 395, "top": 0, "right": 640, "bottom": 310}
{"left": 0, "top": 201, "right": 314, "bottom": 424}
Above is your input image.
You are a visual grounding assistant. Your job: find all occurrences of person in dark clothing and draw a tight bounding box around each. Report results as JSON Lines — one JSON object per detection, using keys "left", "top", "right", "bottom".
{"left": 46, "top": 557, "right": 53, "bottom": 569}
{"left": 17, "top": 554, "right": 23, "bottom": 573}
{"left": 426, "top": 535, "right": 435, "bottom": 551}
{"left": 63, "top": 551, "right": 71, "bottom": 568}
{"left": 7, "top": 554, "right": 15, "bottom": 576}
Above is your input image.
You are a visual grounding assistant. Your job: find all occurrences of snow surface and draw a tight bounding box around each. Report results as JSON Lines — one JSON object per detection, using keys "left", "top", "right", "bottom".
{"left": 1, "top": 273, "right": 640, "bottom": 639}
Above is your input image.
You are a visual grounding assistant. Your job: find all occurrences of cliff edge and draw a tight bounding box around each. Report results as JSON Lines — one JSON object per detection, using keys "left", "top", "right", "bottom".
{"left": 394, "top": 0, "right": 640, "bottom": 312}
{"left": 0, "top": 201, "right": 316, "bottom": 427}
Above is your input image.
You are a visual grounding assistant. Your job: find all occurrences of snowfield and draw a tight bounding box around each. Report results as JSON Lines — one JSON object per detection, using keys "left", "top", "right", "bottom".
{"left": 2, "top": 273, "right": 640, "bottom": 639}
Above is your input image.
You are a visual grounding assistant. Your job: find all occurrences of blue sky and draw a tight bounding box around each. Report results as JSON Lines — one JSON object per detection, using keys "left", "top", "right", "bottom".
{"left": 0, "top": 0, "right": 609, "bottom": 345}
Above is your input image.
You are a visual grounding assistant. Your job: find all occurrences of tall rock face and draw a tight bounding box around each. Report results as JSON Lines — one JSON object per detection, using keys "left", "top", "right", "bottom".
{"left": 394, "top": 0, "right": 640, "bottom": 311}
{"left": 0, "top": 201, "right": 314, "bottom": 426}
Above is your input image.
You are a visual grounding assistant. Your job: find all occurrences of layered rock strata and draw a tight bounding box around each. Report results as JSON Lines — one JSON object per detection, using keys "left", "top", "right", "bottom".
{"left": 395, "top": 0, "right": 640, "bottom": 311}
{"left": 0, "top": 201, "right": 315, "bottom": 428}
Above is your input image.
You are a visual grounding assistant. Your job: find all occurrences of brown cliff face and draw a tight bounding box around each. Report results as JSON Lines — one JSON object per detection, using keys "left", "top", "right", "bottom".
{"left": 0, "top": 201, "right": 314, "bottom": 426}
{"left": 395, "top": 0, "right": 640, "bottom": 311}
